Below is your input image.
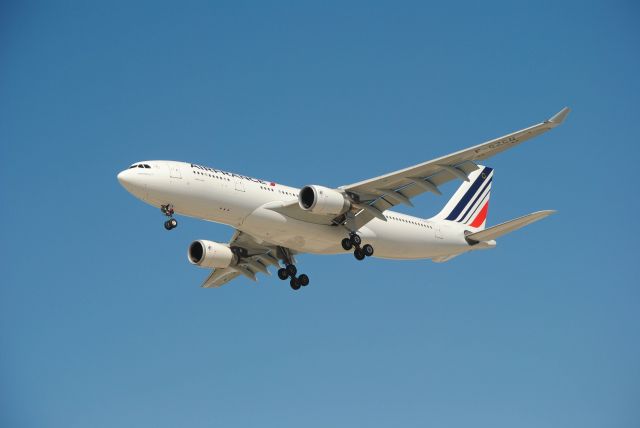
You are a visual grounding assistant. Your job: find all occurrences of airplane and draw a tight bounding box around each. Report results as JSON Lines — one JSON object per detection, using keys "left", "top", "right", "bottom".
{"left": 117, "top": 107, "right": 570, "bottom": 290}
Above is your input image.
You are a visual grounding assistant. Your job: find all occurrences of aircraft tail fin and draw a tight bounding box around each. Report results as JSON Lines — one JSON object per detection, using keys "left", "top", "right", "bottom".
{"left": 431, "top": 166, "right": 494, "bottom": 230}
{"left": 465, "top": 210, "right": 556, "bottom": 243}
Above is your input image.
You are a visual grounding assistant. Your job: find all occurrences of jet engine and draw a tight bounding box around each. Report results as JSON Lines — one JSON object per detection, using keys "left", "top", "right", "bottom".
{"left": 188, "top": 240, "right": 236, "bottom": 269}
{"left": 298, "top": 185, "right": 352, "bottom": 215}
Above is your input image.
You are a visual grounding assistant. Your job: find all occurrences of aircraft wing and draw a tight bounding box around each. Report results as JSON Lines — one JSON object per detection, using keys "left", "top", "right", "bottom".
{"left": 200, "top": 268, "right": 242, "bottom": 288}
{"left": 340, "top": 107, "right": 570, "bottom": 228}
{"left": 200, "top": 230, "right": 293, "bottom": 288}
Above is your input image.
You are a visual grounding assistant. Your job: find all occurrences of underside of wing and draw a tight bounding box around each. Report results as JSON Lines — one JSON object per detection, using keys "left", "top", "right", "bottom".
{"left": 201, "top": 268, "right": 242, "bottom": 288}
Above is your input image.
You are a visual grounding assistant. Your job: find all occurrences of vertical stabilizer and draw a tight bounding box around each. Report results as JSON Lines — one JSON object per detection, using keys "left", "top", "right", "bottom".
{"left": 430, "top": 166, "right": 493, "bottom": 230}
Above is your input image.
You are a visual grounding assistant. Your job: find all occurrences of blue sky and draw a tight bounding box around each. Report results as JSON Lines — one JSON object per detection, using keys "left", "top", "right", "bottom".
{"left": 1, "top": 1, "right": 639, "bottom": 427}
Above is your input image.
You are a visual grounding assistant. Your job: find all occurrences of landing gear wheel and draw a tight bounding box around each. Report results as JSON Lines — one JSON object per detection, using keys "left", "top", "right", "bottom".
{"left": 290, "top": 277, "right": 301, "bottom": 290}
{"left": 161, "top": 204, "right": 177, "bottom": 230}
{"left": 354, "top": 248, "right": 366, "bottom": 260}
{"left": 341, "top": 238, "right": 353, "bottom": 251}
{"left": 298, "top": 274, "right": 309, "bottom": 287}
{"left": 286, "top": 264, "right": 297, "bottom": 277}
{"left": 362, "top": 244, "right": 374, "bottom": 257}
{"left": 350, "top": 234, "right": 362, "bottom": 246}
{"left": 277, "top": 268, "right": 289, "bottom": 280}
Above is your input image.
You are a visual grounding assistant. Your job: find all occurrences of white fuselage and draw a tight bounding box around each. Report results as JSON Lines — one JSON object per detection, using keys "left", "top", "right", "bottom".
{"left": 118, "top": 161, "right": 487, "bottom": 260}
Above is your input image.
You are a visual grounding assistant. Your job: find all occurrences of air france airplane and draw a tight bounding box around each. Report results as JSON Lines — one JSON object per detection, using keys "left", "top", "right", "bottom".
{"left": 118, "top": 108, "right": 570, "bottom": 290}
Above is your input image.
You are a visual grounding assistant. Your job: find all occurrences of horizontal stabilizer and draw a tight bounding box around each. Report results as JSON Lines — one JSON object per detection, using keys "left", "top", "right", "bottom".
{"left": 466, "top": 210, "right": 556, "bottom": 243}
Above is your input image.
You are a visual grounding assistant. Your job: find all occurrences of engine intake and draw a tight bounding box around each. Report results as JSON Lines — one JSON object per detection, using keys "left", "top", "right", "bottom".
{"left": 188, "top": 240, "right": 235, "bottom": 269}
{"left": 299, "top": 185, "right": 351, "bottom": 215}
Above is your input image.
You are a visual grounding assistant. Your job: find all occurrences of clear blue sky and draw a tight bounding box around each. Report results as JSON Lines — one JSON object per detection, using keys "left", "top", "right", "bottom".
{"left": 2, "top": 1, "right": 639, "bottom": 427}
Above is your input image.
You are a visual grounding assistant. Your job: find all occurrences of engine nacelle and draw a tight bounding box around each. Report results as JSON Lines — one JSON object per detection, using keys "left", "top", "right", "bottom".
{"left": 188, "top": 240, "right": 235, "bottom": 269}
{"left": 298, "top": 185, "right": 351, "bottom": 215}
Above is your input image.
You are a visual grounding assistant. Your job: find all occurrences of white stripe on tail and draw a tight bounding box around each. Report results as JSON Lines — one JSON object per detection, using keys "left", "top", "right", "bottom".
{"left": 430, "top": 166, "right": 493, "bottom": 230}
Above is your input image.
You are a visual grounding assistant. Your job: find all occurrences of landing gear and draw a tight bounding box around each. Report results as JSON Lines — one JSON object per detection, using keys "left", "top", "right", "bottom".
{"left": 275, "top": 260, "right": 310, "bottom": 291}
{"left": 275, "top": 247, "right": 311, "bottom": 291}
{"left": 163, "top": 219, "right": 178, "bottom": 230}
{"left": 290, "top": 277, "right": 301, "bottom": 290}
{"left": 341, "top": 238, "right": 353, "bottom": 251}
{"left": 161, "top": 204, "right": 177, "bottom": 230}
{"left": 286, "top": 264, "right": 297, "bottom": 277}
{"left": 298, "top": 274, "right": 309, "bottom": 287}
{"left": 363, "top": 244, "right": 374, "bottom": 257}
{"left": 277, "top": 268, "right": 289, "bottom": 280}
{"left": 350, "top": 233, "right": 362, "bottom": 246}
{"left": 343, "top": 232, "right": 374, "bottom": 261}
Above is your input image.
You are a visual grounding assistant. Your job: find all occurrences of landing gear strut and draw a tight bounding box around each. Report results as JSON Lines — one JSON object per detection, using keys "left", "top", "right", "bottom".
{"left": 342, "top": 232, "right": 374, "bottom": 261}
{"left": 161, "top": 204, "right": 177, "bottom": 230}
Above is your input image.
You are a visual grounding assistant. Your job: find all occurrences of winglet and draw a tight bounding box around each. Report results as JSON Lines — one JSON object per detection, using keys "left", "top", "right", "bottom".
{"left": 547, "top": 107, "right": 571, "bottom": 126}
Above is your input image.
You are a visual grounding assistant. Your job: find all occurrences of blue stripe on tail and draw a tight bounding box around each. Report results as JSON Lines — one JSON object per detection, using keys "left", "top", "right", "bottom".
{"left": 444, "top": 167, "right": 493, "bottom": 221}
{"left": 459, "top": 176, "right": 492, "bottom": 223}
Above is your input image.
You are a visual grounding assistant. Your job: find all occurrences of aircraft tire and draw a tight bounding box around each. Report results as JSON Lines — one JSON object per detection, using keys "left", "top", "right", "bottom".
{"left": 290, "top": 277, "right": 301, "bottom": 290}
{"left": 363, "top": 244, "right": 374, "bottom": 257}
{"left": 350, "top": 234, "right": 362, "bottom": 246}
{"left": 298, "top": 274, "right": 309, "bottom": 286}
{"left": 354, "top": 248, "right": 366, "bottom": 261}
{"left": 286, "top": 264, "right": 297, "bottom": 277}
{"left": 277, "top": 268, "right": 289, "bottom": 280}
{"left": 341, "top": 238, "right": 353, "bottom": 251}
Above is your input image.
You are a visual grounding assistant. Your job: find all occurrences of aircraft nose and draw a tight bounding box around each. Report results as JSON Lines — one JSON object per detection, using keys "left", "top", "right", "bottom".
{"left": 117, "top": 169, "right": 136, "bottom": 188}
{"left": 117, "top": 170, "right": 128, "bottom": 185}
{"left": 117, "top": 169, "right": 144, "bottom": 192}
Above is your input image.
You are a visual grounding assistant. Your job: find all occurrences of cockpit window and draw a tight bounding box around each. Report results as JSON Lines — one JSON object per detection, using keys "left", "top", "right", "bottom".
{"left": 138, "top": 164, "right": 144, "bottom": 168}
{"left": 129, "top": 164, "right": 138, "bottom": 169}
{"left": 143, "top": 164, "right": 151, "bottom": 168}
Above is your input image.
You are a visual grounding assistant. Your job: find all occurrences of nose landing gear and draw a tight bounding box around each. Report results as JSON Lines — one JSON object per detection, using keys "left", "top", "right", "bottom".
{"left": 161, "top": 204, "right": 178, "bottom": 230}
{"left": 341, "top": 233, "right": 374, "bottom": 261}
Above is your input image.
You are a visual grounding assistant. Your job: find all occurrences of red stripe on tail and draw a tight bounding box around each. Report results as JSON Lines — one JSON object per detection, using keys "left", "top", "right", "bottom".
{"left": 469, "top": 201, "right": 489, "bottom": 228}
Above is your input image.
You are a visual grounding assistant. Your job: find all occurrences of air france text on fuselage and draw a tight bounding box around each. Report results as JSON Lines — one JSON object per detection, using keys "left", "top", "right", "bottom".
{"left": 190, "top": 164, "right": 268, "bottom": 184}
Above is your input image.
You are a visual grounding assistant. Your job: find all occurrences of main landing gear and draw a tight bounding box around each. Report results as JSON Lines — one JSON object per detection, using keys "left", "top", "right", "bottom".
{"left": 341, "top": 233, "right": 374, "bottom": 261}
{"left": 161, "top": 204, "right": 178, "bottom": 230}
{"left": 276, "top": 248, "right": 310, "bottom": 291}
{"left": 277, "top": 264, "right": 310, "bottom": 291}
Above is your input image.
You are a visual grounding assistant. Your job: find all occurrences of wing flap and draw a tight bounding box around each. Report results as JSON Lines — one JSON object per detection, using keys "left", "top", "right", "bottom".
{"left": 466, "top": 210, "right": 556, "bottom": 243}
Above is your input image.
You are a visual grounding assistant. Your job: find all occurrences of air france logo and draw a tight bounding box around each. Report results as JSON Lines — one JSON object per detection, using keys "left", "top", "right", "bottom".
{"left": 191, "top": 164, "right": 267, "bottom": 184}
